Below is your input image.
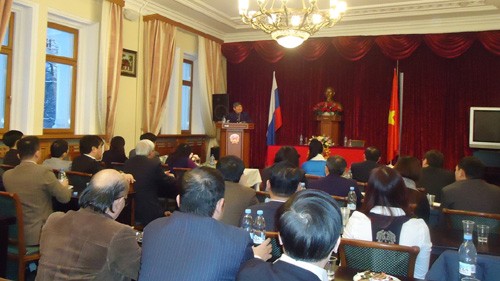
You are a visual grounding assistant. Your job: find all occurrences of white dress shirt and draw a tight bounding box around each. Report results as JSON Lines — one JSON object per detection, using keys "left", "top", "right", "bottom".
{"left": 278, "top": 254, "right": 328, "bottom": 281}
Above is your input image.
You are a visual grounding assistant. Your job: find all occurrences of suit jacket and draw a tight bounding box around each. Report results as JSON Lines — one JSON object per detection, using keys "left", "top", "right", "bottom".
{"left": 226, "top": 111, "right": 252, "bottom": 123}
{"left": 418, "top": 166, "right": 455, "bottom": 202}
{"left": 36, "top": 208, "right": 141, "bottom": 281}
{"left": 261, "top": 162, "right": 308, "bottom": 190}
{"left": 3, "top": 161, "right": 71, "bottom": 245}
{"left": 237, "top": 259, "right": 321, "bottom": 281}
{"left": 308, "top": 173, "right": 362, "bottom": 207}
{"left": 221, "top": 181, "right": 258, "bottom": 226}
{"left": 71, "top": 154, "right": 103, "bottom": 175}
{"left": 248, "top": 200, "right": 284, "bottom": 231}
{"left": 3, "top": 149, "right": 21, "bottom": 166}
{"left": 101, "top": 150, "right": 128, "bottom": 168}
{"left": 441, "top": 179, "right": 500, "bottom": 214}
{"left": 139, "top": 211, "right": 254, "bottom": 281}
{"left": 351, "top": 160, "right": 381, "bottom": 183}
{"left": 123, "top": 155, "right": 177, "bottom": 226}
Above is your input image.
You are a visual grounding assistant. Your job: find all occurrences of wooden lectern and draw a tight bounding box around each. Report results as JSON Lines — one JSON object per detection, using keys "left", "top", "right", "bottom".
{"left": 216, "top": 122, "right": 254, "bottom": 167}
{"left": 316, "top": 115, "right": 342, "bottom": 145}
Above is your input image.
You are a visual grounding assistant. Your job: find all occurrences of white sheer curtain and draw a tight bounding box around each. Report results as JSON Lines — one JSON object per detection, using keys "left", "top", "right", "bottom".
{"left": 159, "top": 47, "right": 181, "bottom": 134}
{"left": 197, "top": 36, "right": 227, "bottom": 153}
{"left": 97, "top": 0, "right": 124, "bottom": 140}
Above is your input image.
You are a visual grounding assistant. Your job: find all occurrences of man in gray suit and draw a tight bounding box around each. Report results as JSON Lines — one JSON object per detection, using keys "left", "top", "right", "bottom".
{"left": 3, "top": 136, "right": 71, "bottom": 246}
{"left": 216, "top": 155, "right": 258, "bottom": 226}
{"left": 139, "top": 167, "right": 271, "bottom": 281}
{"left": 441, "top": 156, "right": 500, "bottom": 213}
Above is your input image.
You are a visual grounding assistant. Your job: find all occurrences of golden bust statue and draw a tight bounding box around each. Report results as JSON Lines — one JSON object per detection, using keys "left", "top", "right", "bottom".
{"left": 312, "top": 87, "right": 343, "bottom": 115}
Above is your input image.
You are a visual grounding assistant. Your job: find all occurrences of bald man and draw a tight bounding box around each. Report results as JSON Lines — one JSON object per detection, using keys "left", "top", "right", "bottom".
{"left": 36, "top": 169, "right": 141, "bottom": 281}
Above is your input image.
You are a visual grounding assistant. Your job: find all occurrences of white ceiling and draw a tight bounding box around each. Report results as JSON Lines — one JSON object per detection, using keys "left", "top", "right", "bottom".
{"left": 125, "top": 0, "right": 500, "bottom": 42}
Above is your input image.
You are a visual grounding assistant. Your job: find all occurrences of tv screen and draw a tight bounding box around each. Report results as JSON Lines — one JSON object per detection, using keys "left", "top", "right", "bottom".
{"left": 469, "top": 107, "right": 500, "bottom": 149}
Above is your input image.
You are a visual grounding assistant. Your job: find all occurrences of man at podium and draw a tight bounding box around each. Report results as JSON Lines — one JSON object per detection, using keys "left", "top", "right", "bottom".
{"left": 227, "top": 102, "right": 252, "bottom": 123}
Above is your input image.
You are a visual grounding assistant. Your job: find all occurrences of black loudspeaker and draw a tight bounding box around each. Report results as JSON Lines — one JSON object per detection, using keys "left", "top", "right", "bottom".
{"left": 212, "top": 94, "right": 228, "bottom": 121}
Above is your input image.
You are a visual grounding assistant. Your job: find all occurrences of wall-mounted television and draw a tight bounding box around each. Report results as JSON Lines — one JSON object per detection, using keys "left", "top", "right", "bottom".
{"left": 469, "top": 107, "right": 500, "bottom": 150}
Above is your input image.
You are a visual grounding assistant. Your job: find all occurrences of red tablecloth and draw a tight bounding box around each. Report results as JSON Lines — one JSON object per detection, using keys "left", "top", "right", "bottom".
{"left": 265, "top": 145, "right": 365, "bottom": 168}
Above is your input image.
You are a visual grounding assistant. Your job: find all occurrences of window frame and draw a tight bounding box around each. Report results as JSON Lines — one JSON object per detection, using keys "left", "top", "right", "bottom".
{"left": 0, "top": 13, "right": 14, "bottom": 133}
{"left": 43, "top": 21, "right": 78, "bottom": 134}
{"left": 181, "top": 58, "right": 194, "bottom": 135}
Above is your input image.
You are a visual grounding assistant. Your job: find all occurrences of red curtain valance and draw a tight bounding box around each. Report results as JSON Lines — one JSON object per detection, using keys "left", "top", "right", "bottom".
{"left": 222, "top": 31, "right": 500, "bottom": 63}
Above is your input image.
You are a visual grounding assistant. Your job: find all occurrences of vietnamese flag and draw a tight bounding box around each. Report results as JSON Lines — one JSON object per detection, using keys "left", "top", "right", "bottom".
{"left": 387, "top": 69, "right": 400, "bottom": 163}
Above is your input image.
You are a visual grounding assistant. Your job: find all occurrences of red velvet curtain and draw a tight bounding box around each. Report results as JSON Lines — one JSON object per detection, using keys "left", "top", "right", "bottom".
{"left": 224, "top": 32, "right": 500, "bottom": 169}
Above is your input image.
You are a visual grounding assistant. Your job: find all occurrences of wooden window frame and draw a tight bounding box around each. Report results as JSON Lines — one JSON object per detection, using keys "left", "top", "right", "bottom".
{"left": 43, "top": 22, "right": 78, "bottom": 135}
{"left": 0, "top": 13, "right": 14, "bottom": 133}
{"left": 181, "top": 59, "right": 194, "bottom": 135}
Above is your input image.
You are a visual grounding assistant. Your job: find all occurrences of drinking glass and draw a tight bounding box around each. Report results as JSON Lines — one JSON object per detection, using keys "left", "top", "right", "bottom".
{"left": 462, "top": 220, "right": 475, "bottom": 237}
{"left": 324, "top": 256, "right": 338, "bottom": 280}
{"left": 477, "top": 224, "right": 490, "bottom": 243}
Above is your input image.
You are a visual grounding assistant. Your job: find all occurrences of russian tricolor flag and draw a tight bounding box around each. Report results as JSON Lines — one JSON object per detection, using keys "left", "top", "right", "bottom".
{"left": 267, "top": 72, "right": 282, "bottom": 145}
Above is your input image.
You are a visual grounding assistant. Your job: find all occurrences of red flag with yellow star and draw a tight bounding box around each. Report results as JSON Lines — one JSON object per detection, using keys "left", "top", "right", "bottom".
{"left": 387, "top": 69, "right": 399, "bottom": 163}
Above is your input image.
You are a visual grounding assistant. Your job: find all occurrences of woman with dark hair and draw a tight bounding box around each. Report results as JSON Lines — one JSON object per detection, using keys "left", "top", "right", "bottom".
{"left": 166, "top": 143, "right": 197, "bottom": 170}
{"left": 301, "top": 139, "right": 326, "bottom": 176}
{"left": 343, "top": 166, "right": 431, "bottom": 279}
{"left": 260, "top": 146, "right": 306, "bottom": 191}
{"left": 394, "top": 156, "right": 430, "bottom": 222}
{"left": 102, "top": 136, "right": 128, "bottom": 168}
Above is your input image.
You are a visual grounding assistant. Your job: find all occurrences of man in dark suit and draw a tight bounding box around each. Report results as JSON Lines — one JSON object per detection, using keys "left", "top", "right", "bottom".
{"left": 237, "top": 189, "right": 343, "bottom": 281}
{"left": 216, "top": 155, "right": 258, "bottom": 226}
{"left": 309, "top": 155, "right": 362, "bottom": 207}
{"left": 71, "top": 135, "right": 105, "bottom": 175}
{"left": 123, "top": 140, "right": 177, "bottom": 227}
{"left": 226, "top": 102, "right": 252, "bottom": 123}
{"left": 417, "top": 149, "right": 454, "bottom": 202}
{"left": 441, "top": 156, "right": 500, "bottom": 213}
{"left": 139, "top": 167, "right": 271, "bottom": 281}
{"left": 351, "top": 146, "right": 381, "bottom": 183}
{"left": 2, "top": 130, "right": 23, "bottom": 166}
{"left": 249, "top": 162, "right": 302, "bottom": 231}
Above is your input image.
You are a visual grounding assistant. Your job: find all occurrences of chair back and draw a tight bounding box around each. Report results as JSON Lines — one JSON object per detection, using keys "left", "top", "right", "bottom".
{"left": 442, "top": 208, "right": 500, "bottom": 234}
{"left": 65, "top": 170, "right": 93, "bottom": 193}
{"left": 305, "top": 174, "right": 323, "bottom": 182}
{"left": 0, "top": 164, "right": 15, "bottom": 171}
{"left": 339, "top": 238, "right": 419, "bottom": 278}
{"left": 265, "top": 231, "right": 282, "bottom": 262}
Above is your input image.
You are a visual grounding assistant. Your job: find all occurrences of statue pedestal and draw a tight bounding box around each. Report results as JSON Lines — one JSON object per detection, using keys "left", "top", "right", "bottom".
{"left": 316, "top": 115, "right": 342, "bottom": 145}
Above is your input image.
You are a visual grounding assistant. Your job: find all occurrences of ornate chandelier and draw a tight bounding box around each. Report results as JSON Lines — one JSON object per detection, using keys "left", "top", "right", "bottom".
{"left": 239, "top": 0, "right": 347, "bottom": 48}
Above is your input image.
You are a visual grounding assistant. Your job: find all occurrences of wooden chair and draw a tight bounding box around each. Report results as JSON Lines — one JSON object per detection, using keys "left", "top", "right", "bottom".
{"left": 0, "top": 192, "right": 40, "bottom": 281}
{"left": 442, "top": 208, "right": 500, "bottom": 234}
{"left": 339, "top": 238, "right": 420, "bottom": 278}
{"left": 305, "top": 174, "right": 323, "bottom": 181}
{"left": 0, "top": 164, "right": 14, "bottom": 171}
{"left": 265, "top": 231, "right": 282, "bottom": 262}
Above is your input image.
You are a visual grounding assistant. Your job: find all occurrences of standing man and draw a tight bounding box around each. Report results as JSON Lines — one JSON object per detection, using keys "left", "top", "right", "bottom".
{"left": 3, "top": 136, "right": 71, "bottom": 246}
{"left": 139, "top": 167, "right": 271, "bottom": 281}
{"left": 36, "top": 169, "right": 141, "bottom": 280}
{"left": 417, "top": 149, "right": 454, "bottom": 202}
{"left": 441, "top": 156, "right": 500, "bottom": 213}
{"left": 227, "top": 102, "right": 253, "bottom": 123}
{"left": 351, "top": 146, "right": 381, "bottom": 183}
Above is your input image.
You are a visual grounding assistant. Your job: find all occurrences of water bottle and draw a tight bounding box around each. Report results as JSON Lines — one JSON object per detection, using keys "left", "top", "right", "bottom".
{"left": 344, "top": 136, "right": 348, "bottom": 147}
{"left": 222, "top": 116, "right": 226, "bottom": 123}
{"left": 209, "top": 154, "right": 215, "bottom": 166}
{"left": 253, "top": 210, "right": 266, "bottom": 245}
{"left": 58, "top": 170, "right": 67, "bottom": 183}
{"left": 459, "top": 220, "right": 477, "bottom": 278}
{"left": 299, "top": 134, "right": 304, "bottom": 145}
{"left": 347, "top": 186, "right": 357, "bottom": 211}
{"left": 342, "top": 169, "right": 352, "bottom": 179}
{"left": 241, "top": 209, "right": 254, "bottom": 239}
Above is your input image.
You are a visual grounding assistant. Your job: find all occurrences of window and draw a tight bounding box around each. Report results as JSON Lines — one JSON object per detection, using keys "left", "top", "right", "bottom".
{"left": 180, "top": 59, "right": 193, "bottom": 133}
{"left": 44, "top": 22, "right": 78, "bottom": 133}
{"left": 0, "top": 14, "right": 14, "bottom": 132}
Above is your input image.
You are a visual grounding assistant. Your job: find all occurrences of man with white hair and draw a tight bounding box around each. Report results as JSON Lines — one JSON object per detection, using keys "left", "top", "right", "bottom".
{"left": 123, "top": 139, "right": 177, "bottom": 227}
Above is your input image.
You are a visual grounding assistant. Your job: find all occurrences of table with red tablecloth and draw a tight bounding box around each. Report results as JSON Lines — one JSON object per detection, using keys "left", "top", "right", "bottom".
{"left": 265, "top": 145, "right": 365, "bottom": 168}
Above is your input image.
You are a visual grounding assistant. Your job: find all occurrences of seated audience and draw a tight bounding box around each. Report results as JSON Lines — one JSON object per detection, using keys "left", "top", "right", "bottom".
{"left": 123, "top": 140, "right": 177, "bottom": 227}
{"left": 309, "top": 155, "right": 362, "bottom": 207}
{"left": 2, "top": 129, "right": 23, "bottom": 166}
{"left": 36, "top": 169, "right": 141, "bottom": 280}
{"left": 344, "top": 166, "right": 431, "bottom": 279}
{"left": 301, "top": 139, "right": 327, "bottom": 176}
{"left": 394, "top": 156, "right": 430, "bottom": 222}
{"left": 139, "top": 167, "right": 271, "bottom": 281}
{"left": 166, "top": 143, "right": 198, "bottom": 171}
{"left": 129, "top": 132, "right": 158, "bottom": 159}
{"left": 3, "top": 136, "right": 71, "bottom": 246}
{"left": 350, "top": 146, "right": 381, "bottom": 182}
{"left": 102, "top": 136, "right": 128, "bottom": 168}
{"left": 249, "top": 162, "right": 302, "bottom": 231}
{"left": 42, "top": 139, "right": 72, "bottom": 171}
{"left": 216, "top": 155, "right": 258, "bottom": 226}
{"left": 71, "top": 135, "right": 105, "bottom": 175}
{"left": 441, "top": 156, "right": 500, "bottom": 213}
{"left": 417, "top": 149, "right": 454, "bottom": 202}
{"left": 237, "top": 189, "right": 343, "bottom": 281}
{"left": 261, "top": 146, "right": 306, "bottom": 190}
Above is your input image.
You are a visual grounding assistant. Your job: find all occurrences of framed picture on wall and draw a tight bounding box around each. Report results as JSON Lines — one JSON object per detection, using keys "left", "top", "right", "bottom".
{"left": 121, "top": 49, "right": 137, "bottom": 77}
